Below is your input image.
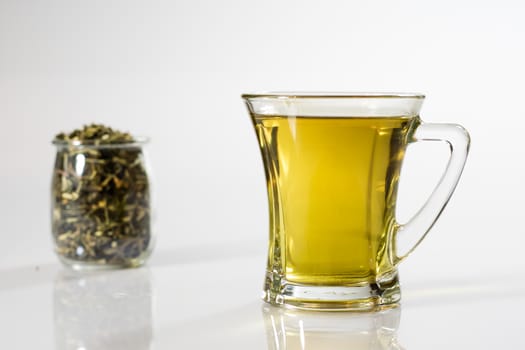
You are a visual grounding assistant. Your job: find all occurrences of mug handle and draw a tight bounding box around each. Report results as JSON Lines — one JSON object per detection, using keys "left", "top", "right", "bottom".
{"left": 392, "top": 122, "right": 470, "bottom": 265}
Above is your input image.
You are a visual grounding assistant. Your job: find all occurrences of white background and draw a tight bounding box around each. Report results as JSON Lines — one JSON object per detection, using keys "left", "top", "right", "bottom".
{"left": 1, "top": 0, "right": 524, "bottom": 300}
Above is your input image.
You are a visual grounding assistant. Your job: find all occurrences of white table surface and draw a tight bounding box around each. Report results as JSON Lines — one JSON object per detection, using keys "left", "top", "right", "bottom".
{"left": 2, "top": 242, "right": 524, "bottom": 350}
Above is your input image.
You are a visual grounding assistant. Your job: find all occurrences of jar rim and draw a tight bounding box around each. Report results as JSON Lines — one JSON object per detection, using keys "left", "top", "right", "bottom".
{"left": 52, "top": 136, "right": 150, "bottom": 148}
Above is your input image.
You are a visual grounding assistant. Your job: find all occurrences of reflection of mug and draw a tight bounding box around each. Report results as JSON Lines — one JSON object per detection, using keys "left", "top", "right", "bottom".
{"left": 263, "top": 305, "right": 403, "bottom": 349}
{"left": 243, "top": 93, "right": 470, "bottom": 310}
{"left": 54, "top": 268, "right": 153, "bottom": 350}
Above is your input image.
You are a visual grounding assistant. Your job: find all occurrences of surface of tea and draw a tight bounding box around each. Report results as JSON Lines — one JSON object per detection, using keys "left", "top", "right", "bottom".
{"left": 253, "top": 116, "right": 416, "bottom": 285}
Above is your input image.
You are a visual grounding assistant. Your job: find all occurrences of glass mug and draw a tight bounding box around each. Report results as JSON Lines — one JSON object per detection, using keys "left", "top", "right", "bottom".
{"left": 243, "top": 93, "right": 470, "bottom": 310}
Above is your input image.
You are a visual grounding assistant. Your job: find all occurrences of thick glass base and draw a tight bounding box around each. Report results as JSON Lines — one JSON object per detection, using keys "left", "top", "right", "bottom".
{"left": 262, "top": 272, "right": 401, "bottom": 311}
{"left": 57, "top": 253, "right": 150, "bottom": 271}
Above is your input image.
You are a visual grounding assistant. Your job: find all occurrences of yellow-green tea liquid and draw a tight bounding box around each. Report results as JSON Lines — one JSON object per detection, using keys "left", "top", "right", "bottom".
{"left": 254, "top": 116, "right": 415, "bottom": 285}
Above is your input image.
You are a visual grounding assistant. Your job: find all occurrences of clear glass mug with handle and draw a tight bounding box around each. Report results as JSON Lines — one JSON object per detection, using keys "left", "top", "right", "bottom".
{"left": 243, "top": 92, "right": 470, "bottom": 310}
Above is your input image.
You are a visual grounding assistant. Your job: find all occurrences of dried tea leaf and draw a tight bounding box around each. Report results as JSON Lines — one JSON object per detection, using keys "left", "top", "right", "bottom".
{"left": 51, "top": 124, "right": 151, "bottom": 267}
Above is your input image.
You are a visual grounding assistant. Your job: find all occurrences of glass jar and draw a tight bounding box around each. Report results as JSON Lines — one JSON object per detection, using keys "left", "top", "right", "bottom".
{"left": 51, "top": 138, "right": 154, "bottom": 269}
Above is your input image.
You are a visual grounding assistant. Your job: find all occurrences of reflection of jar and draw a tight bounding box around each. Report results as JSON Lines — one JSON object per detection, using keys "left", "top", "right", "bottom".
{"left": 263, "top": 305, "right": 403, "bottom": 350}
{"left": 54, "top": 268, "right": 153, "bottom": 350}
{"left": 51, "top": 138, "right": 153, "bottom": 269}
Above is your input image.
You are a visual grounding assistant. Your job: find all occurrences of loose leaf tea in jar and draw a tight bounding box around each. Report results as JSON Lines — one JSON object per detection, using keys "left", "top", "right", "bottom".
{"left": 51, "top": 124, "right": 153, "bottom": 269}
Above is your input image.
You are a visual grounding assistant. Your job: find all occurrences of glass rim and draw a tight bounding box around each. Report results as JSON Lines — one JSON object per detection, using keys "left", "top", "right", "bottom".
{"left": 241, "top": 92, "right": 425, "bottom": 100}
{"left": 52, "top": 136, "right": 150, "bottom": 148}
